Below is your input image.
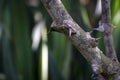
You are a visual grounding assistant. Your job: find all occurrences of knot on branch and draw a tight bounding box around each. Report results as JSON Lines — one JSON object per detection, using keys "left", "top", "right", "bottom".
{"left": 86, "top": 32, "right": 100, "bottom": 48}
{"left": 50, "top": 20, "right": 76, "bottom": 37}
{"left": 94, "top": 21, "right": 115, "bottom": 35}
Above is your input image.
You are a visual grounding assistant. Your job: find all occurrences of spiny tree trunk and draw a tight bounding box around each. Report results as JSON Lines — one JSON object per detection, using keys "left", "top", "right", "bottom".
{"left": 40, "top": 0, "right": 120, "bottom": 80}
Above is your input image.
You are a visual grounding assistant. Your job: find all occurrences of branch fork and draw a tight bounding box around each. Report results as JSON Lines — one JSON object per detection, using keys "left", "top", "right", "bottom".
{"left": 41, "top": 0, "right": 120, "bottom": 79}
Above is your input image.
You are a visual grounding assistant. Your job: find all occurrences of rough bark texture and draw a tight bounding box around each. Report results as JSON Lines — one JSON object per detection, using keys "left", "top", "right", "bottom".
{"left": 40, "top": 0, "right": 120, "bottom": 80}
{"left": 101, "top": 0, "right": 118, "bottom": 61}
{"left": 95, "top": 0, "right": 118, "bottom": 62}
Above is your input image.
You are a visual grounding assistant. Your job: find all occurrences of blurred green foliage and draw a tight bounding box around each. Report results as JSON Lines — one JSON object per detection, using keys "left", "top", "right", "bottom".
{"left": 0, "top": 0, "right": 120, "bottom": 80}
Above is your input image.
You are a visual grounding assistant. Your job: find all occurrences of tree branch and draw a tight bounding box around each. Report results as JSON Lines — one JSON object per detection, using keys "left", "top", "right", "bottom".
{"left": 41, "top": 0, "right": 120, "bottom": 79}
{"left": 101, "top": 0, "right": 111, "bottom": 23}
{"left": 101, "top": 0, "right": 118, "bottom": 61}
{"left": 95, "top": 0, "right": 118, "bottom": 62}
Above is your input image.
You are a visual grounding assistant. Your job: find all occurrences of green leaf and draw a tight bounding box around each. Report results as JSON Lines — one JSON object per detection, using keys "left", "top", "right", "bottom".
{"left": 2, "top": 4, "right": 18, "bottom": 80}
{"left": 111, "top": 0, "right": 120, "bottom": 19}
{"left": 10, "top": 0, "right": 33, "bottom": 80}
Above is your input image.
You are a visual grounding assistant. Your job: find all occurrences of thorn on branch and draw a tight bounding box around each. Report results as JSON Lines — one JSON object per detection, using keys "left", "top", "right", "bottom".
{"left": 62, "top": 20, "right": 76, "bottom": 37}
{"left": 90, "top": 38, "right": 100, "bottom": 47}
{"left": 69, "top": 28, "right": 72, "bottom": 37}
{"left": 86, "top": 32, "right": 101, "bottom": 48}
{"left": 50, "top": 20, "right": 76, "bottom": 37}
{"left": 47, "top": 28, "right": 55, "bottom": 34}
{"left": 93, "top": 21, "right": 105, "bottom": 33}
{"left": 50, "top": 21, "right": 63, "bottom": 32}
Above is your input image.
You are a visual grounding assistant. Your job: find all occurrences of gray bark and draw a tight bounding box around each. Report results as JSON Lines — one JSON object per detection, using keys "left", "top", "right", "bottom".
{"left": 40, "top": 0, "right": 120, "bottom": 79}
